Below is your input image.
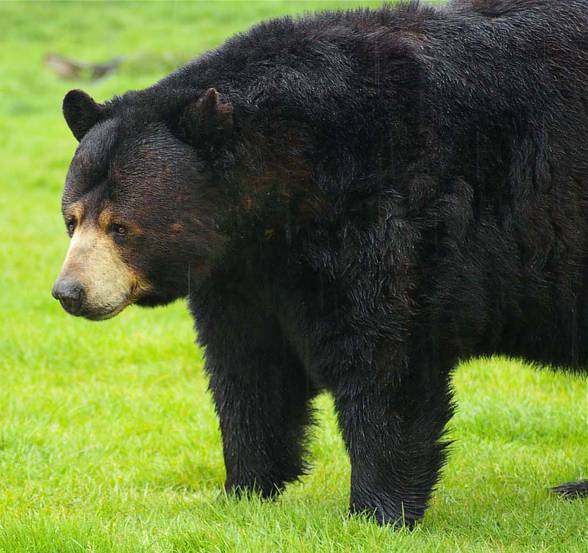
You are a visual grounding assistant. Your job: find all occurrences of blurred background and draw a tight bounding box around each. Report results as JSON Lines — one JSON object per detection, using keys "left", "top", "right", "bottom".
{"left": 0, "top": 2, "right": 586, "bottom": 552}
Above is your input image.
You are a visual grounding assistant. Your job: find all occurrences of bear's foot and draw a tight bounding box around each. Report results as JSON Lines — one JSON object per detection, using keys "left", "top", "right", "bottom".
{"left": 349, "top": 486, "right": 427, "bottom": 528}
{"left": 224, "top": 477, "right": 285, "bottom": 500}
{"left": 349, "top": 500, "right": 419, "bottom": 529}
{"left": 551, "top": 479, "right": 588, "bottom": 498}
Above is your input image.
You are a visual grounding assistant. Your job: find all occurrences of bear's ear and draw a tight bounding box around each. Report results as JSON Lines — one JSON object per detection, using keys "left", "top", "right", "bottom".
{"left": 178, "top": 88, "right": 234, "bottom": 148}
{"left": 63, "top": 89, "right": 105, "bottom": 141}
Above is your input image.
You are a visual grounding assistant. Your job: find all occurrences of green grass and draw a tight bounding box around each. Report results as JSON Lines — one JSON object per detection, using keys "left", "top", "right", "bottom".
{"left": 0, "top": 1, "right": 586, "bottom": 551}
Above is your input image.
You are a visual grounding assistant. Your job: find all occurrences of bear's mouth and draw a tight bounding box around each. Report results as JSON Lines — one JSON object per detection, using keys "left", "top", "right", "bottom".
{"left": 79, "top": 299, "right": 133, "bottom": 321}
{"left": 77, "top": 280, "right": 148, "bottom": 321}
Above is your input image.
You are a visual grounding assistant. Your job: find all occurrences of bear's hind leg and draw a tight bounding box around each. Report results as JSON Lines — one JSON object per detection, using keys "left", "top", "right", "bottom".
{"left": 551, "top": 480, "right": 588, "bottom": 498}
{"left": 334, "top": 367, "right": 453, "bottom": 527}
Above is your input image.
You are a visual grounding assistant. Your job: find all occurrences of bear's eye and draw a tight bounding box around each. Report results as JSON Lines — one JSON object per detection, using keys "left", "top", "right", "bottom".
{"left": 65, "top": 218, "right": 76, "bottom": 236}
{"left": 109, "top": 223, "right": 128, "bottom": 239}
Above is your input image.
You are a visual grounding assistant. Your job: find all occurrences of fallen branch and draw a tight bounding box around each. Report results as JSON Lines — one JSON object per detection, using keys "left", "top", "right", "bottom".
{"left": 44, "top": 53, "right": 127, "bottom": 81}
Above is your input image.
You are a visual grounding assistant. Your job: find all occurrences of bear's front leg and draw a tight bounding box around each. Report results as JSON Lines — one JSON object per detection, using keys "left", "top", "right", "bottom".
{"left": 206, "top": 344, "right": 316, "bottom": 499}
{"left": 334, "top": 365, "right": 453, "bottom": 527}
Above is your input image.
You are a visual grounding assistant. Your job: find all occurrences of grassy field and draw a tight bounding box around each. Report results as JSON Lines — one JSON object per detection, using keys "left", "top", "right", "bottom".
{"left": 0, "top": 1, "right": 586, "bottom": 551}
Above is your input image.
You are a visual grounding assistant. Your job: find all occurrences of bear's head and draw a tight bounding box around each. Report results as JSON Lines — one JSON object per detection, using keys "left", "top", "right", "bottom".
{"left": 52, "top": 88, "right": 234, "bottom": 320}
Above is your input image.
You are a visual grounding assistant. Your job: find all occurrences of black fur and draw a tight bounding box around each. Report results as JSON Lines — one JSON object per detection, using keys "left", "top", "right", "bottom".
{"left": 551, "top": 479, "right": 588, "bottom": 498}
{"left": 59, "top": 0, "right": 588, "bottom": 526}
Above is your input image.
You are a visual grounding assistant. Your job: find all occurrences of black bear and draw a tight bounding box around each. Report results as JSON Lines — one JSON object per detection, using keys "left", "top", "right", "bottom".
{"left": 52, "top": 0, "right": 588, "bottom": 526}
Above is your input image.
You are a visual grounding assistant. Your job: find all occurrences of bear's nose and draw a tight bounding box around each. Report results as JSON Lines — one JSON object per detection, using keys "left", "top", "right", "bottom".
{"left": 52, "top": 278, "right": 86, "bottom": 316}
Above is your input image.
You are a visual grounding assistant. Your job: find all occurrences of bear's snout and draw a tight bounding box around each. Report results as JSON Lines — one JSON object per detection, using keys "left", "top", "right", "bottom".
{"left": 52, "top": 223, "right": 148, "bottom": 321}
{"left": 52, "top": 277, "right": 86, "bottom": 316}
